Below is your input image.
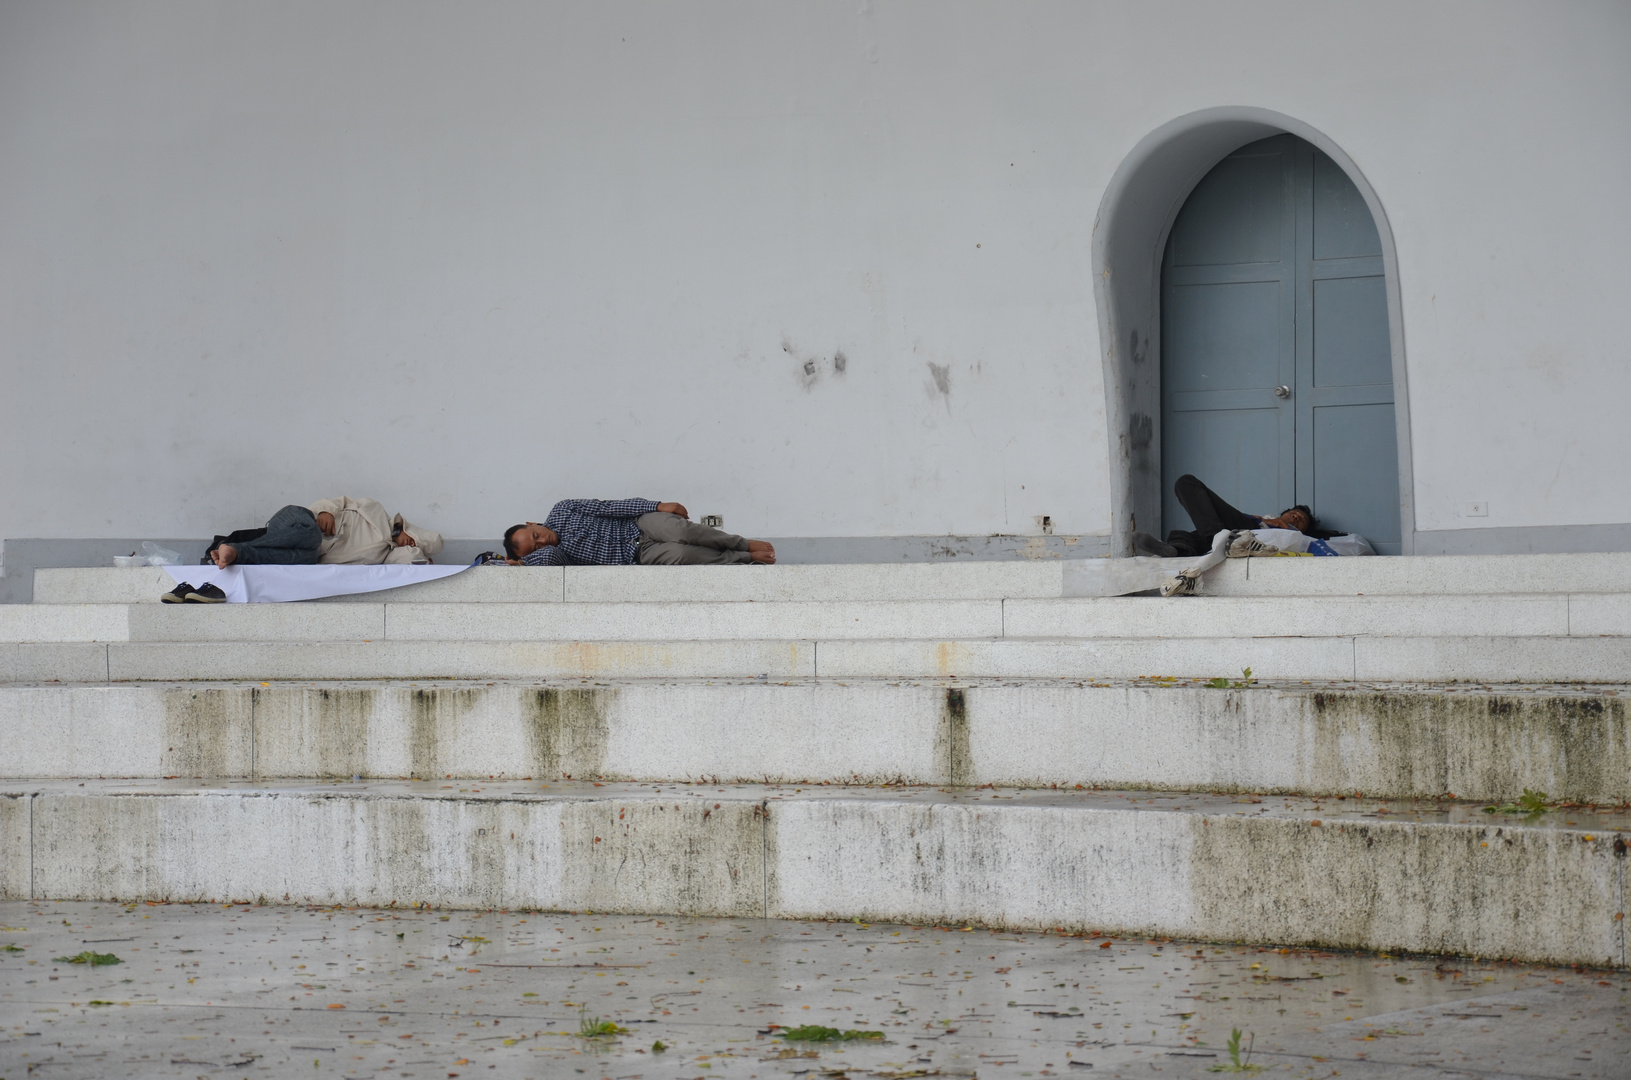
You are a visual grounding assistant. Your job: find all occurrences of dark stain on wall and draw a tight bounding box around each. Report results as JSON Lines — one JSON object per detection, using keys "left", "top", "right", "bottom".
{"left": 527, "top": 687, "right": 611, "bottom": 779}
{"left": 1307, "top": 691, "right": 1630, "bottom": 803}
{"left": 784, "top": 337, "right": 849, "bottom": 391}
{"left": 937, "top": 687, "right": 972, "bottom": 786}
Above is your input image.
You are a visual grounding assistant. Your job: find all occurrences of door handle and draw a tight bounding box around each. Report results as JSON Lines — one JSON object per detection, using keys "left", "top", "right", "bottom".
{"left": 1273, "top": 385, "right": 1291, "bottom": 399}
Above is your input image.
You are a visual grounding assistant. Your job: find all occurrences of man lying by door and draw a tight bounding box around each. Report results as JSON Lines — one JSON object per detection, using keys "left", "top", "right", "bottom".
{"left": 1133, "top": 474, "right": 1342, "bottom": 558}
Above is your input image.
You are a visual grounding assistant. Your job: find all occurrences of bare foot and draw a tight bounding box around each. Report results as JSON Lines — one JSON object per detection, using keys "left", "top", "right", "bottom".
{"left": 748, "top": 540, "right": 775, "bottom": 565}
{"left": 211, "top": 544, "right": 237, "bottom": 569}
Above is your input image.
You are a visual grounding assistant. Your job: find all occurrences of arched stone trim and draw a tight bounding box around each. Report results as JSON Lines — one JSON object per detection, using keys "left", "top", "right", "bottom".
{"left": 1092, "top": 107, "right": 1415, "bottom": 555}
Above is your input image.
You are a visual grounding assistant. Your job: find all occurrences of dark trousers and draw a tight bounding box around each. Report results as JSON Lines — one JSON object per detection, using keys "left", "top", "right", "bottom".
{"left": 1165, "top": 475, "right": 1260, "bottom": 556}
{"left": 228, "top": 505, "right": 322, "bottom": 565}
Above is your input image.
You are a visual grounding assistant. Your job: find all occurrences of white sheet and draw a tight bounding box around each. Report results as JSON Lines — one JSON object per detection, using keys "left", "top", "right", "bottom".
{"left": 164, "top": 563, "right": 468, "bottom": 603}
{"left": 1067, "top": 529, "right": 1234, "bottom": 597}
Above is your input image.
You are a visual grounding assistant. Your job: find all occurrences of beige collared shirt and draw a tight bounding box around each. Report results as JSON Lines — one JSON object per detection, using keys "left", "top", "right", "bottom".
{"left": 307, "top": 496, "right": 430, "bottom": 564}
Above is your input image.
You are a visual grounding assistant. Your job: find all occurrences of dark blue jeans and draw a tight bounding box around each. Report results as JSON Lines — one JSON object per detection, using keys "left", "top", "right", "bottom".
{"left": 233, "top": 505, "right": 322, "bottom": 565}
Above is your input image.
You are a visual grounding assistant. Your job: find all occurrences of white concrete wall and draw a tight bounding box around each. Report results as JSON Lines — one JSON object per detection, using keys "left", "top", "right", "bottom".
{"left": 2, "top": 1, "right": 1628, "bottom": 544}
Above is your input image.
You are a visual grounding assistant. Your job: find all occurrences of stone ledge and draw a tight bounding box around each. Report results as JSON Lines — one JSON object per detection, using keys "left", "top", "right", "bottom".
{"left": 34, "top": 549, "right": 1631, "bottom": 607}
{"left": 2, "top": 780, "right": 1624, "bottom": 968}
{"left": 1, "top": 679, "right": 1626, "bottom": 802}
{"left": 6, "top": 593, "right": 1631, "bottom": 644}
{"left": 5, "top": 634, "right": 1631, "bottom": 683}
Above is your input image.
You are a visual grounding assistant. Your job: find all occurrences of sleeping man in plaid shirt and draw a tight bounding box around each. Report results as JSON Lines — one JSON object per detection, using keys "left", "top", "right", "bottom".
{"left": 503, "top": 499, "right": 776, "bottom": 566}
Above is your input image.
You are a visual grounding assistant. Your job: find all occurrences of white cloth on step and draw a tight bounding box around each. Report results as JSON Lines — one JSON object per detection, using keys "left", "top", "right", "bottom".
{"left": 1067, "top": 530, "right": 1232, "bottom": 597}
{"left": 164, "top": 563, "right": 467, "bottom": 603}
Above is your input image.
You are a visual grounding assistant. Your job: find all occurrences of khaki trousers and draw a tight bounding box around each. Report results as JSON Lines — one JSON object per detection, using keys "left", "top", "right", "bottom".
{"left": 635, "top": 512, "right": 753, "bottom": 565}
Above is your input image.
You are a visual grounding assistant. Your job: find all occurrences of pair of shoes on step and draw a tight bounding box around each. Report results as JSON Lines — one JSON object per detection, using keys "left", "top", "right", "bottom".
{"left": 160, "top": 582, "right": 227, "bottom": 604}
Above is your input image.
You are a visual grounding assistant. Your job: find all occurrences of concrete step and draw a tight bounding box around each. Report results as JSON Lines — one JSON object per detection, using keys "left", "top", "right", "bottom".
{"left": 2, "top": 779, "right": 1624, "bottom": 968}
{"left": 2, "top": 679, "right": 1626, "bottom": 803}
{"left": 0, "top": 599, "right": 1001, "bottom": 642}
{"left": 0, "top": 639, "right": 815, "bottom": 682}
{"left": 816, "top": 635, "right": 1631, "bottom": 681}
{"left": 5, "top": 593, "right": 1630, "bottom": 644}
{"left": 5, "top": 633, "right": 1631, "bottom": 683}
{"left": 32, "top": 550, "right": 1631, "bottom": 605}
{"left": 33, "top": 562, "right": 1071, "bottom": 604}
{"left": 1110, "top": 549, "right": 1631, "bottom": 598}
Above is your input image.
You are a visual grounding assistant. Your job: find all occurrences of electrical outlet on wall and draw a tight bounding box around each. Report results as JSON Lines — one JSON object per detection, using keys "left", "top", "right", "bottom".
{"left": 1465, "top": 501, "right": 1488, "bottom": 518}
{"left": 701, "top": 515, "right": 723, "bottom": 528}
{"left": 1036, "top": 515, "right": 1054, "bottom": 535}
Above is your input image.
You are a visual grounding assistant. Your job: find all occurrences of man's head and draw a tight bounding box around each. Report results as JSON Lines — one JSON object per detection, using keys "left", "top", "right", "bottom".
{"left": 504, "top": 522, "right": 557, "bottom": 559}
{"left": 1276, "top": 505, "right": 1316, "bottom": 533}
{"left": 391, "top": 516, "right": 444, "bottom": 556}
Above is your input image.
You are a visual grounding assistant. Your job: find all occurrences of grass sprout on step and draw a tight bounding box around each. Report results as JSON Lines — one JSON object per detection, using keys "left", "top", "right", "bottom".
{"left": 1207, "top": 667, "right": 1255, "bottom": 690}
{"left": 778, "top": 1025, "right": 885, "bottom": 1042}
{"left": 1208, "top": 1027, "right": 1261, "bottom": 1072}
{"left": 1483, "top": 789, "right": 1549, "bottom": 817}
{"left": 52, "top": 950, "right": 122, "bottom": 966}
{"left": 577, "top": 1012, "right": 628, "bottom": 1039}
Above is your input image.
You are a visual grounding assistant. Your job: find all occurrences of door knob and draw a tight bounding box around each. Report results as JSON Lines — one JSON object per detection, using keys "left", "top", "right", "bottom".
{"left": 1273, "top": 385, "right": 1291, "bottom": 399}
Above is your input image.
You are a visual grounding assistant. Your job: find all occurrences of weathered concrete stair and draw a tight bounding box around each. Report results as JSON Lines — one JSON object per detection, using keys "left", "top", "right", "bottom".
{"left": 8, "top": 557, "right": 1631, "bottom": 684}
{"left": 35, "top": 552, "right": 1631, "bottom": 603}
{"left": 5, "top": 556, "right": 1629, "bottom": 969}
{"left": 1, "top": 780, "right": 1625, "bottom": 969}
{"left": 2, "top": 679, "right": 1627, "bottom": 804}
{"left": 6, "top": 594, "right": 1627, "bottom": 642}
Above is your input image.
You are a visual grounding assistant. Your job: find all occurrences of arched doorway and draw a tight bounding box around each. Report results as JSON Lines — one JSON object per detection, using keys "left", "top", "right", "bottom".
{"left": 1160, "top": 134, "right": 1400, "bottom": 552}
{"left": 1091, "top": 107, "right": 1414, "bottom": 557}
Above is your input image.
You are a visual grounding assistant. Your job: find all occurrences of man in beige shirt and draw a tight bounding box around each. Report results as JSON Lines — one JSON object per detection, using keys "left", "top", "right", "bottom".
{"left": 308, "top": 496, "right": 444, "bottom": 565}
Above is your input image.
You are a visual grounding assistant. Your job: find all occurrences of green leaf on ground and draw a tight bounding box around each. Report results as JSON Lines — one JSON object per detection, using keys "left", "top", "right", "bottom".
{"left": 577, "top": 1014, "right": 627, "bottom": 1038}
{"left": 1484, "top": 788, "right": 1550, "bottom": 816}
{"left": 53, "top": 951, "right": 122, "bottom": 966}
{"left": 1207, "top": 668, "right": 1256, "bottom": 690}
{"left": 779, "top": 1025, "right": 885, "bottom": 1042}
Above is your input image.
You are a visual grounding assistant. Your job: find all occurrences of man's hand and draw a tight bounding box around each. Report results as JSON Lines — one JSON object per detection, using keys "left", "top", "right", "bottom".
{"left": 316, "top": 511, "right": 336, "bottom": 536}
{"left": 656, "top": 502, "right": 689, "bottom": 519}
{"left": 211, "top": 544, "right": 237, "bottom": 569}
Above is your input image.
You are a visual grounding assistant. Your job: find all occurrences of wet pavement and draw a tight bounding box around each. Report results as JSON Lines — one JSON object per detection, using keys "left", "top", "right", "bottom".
{"left": 1, "top": 900, "right": 1625, "bottom": 1079}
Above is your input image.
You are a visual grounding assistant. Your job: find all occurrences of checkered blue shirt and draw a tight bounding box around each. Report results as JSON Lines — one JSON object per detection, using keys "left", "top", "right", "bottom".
{"left": 520, "top": 498, "right": 659, "bottom": 566}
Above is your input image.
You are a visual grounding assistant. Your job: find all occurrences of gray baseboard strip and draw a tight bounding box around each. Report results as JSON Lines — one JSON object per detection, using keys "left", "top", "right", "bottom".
{"left": 1412, "top": 523, "right": 1631, "bottom": 556}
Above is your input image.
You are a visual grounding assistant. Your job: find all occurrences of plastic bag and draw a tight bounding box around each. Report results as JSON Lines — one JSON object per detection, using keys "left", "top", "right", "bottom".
{"left": 1242, "top": 529, "right": 1376, "bottom": 557}
{"left": 141, "top": 542, "right": 182, "bottom": 566}
{"left": 1315, "top": 533, "right": 1376, "bottom": 557}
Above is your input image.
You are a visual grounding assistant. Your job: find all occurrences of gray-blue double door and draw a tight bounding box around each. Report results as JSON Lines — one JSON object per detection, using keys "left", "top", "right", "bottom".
{"left": 1160, "top": 134, "right": 1400, "bottom": 553}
